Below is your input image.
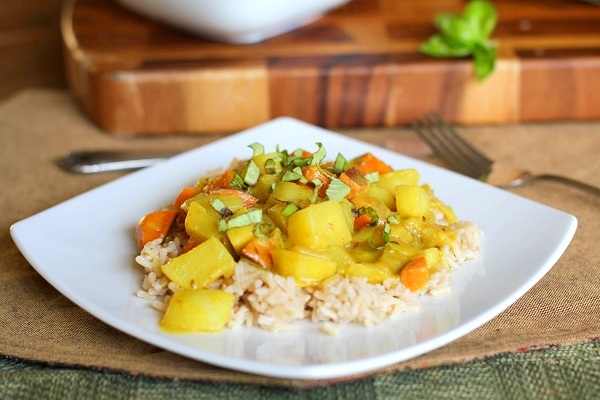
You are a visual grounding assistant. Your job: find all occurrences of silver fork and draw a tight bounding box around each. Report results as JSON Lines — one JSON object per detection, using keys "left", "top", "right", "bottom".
{"left": 412, "top": 113, "right": 600, "bottom": 196}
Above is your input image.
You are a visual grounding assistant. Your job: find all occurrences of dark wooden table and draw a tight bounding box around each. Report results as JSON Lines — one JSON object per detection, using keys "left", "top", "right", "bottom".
{"left": 0, "top": 0, "right": 66, "bottom": 101}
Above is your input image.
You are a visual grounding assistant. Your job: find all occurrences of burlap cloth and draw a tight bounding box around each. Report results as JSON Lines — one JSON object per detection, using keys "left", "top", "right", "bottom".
{"left": 1, "top": 90, "right": 599, "bottom": 387}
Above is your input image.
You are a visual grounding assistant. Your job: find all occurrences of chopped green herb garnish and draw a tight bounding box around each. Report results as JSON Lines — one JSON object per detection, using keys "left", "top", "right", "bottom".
{"left": 333, "top": 153, "right": 349, "bottom": 174}
{"left": 310, "top": 142, "right": 326, "bottom": 165}
{"left": 383, "top": 223, "right": 391, "bottom": 244}
{"left": 253, "top": 221, "right": 273, "bottom": 238}
{"left": 326, "top": 178, "right": 351, "bottom": 201}
{"left": 248, "top": 142, "right": 264, "bottom": 157}
{"left": 210, "top": 198, "right": 233, "bottom": 218}
{"left": 387, "top": 213, "right": 400, "bottom": 224}
{"left": 230, "top": 173, "right": 247, "bottom": 189}
{"left": 364, "top": 171, "right": 379, "bottom": 183}
{"left": 218, "top": 219, "right": 229, "bottom": 233}
{"left": 227, "top": 209, "right": 263, "bottom": 229}
{"left": 264, "top": 158, "right": 281, "bottom": 174}
{"left": 282, "top": 203, "right": 299, "bottom": 216}
{"left": 242, "top": 160, "right": 260, "bottom": 186}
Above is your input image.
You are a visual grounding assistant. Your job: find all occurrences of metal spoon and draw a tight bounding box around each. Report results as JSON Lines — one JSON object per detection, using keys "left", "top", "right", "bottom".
{"left": 57, "top": 150, "right": 178, "bottom": 173}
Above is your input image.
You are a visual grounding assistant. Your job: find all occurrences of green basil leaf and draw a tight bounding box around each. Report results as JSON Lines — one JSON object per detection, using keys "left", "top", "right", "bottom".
{"left": 333, "top": 153, "right": 349, "bottom": 174}
{"left": 420, "top": 34, "right": 472, "bottom": 58}
{"left": 228, "top": 209, "right": 262, "bottom": 229}
{"left": 248, "top": 142, "right": 264, "bottom": 157}
{"left": 473, "top": 41, "right": 497, "bottom": 80}
{"left": 281, "top": 170, "right": 303, "bottom": 182}
{"left": 464, "top": 0, "right": 497, "bottom": 39}
{"left": 281, "top": 203, "right": 299, "bottom": 216}
{"left": 310, "top": 142, "right": 327, "bottom": 165}
{"left": 325, "top": 178, "right": 351, "bottom": 201}
{"left": 229, "top": 173, "right": 247, "bottom": 189}
{"left": 210, "top": 198, "right": 232, "bottom": 218}
{"left": 364, "top": 171, "right": 379, "bottom": 183}
{"left": 242, "top": 160, "right": 260, "bottom": 186}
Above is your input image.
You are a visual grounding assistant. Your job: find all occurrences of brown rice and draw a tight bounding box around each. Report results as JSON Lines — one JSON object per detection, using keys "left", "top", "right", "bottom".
{"left": 135, "top": 220, "right": 480, "bottom": 334}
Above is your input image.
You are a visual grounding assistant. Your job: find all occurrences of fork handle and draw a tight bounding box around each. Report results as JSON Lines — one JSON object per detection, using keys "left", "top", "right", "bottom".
{"left": 509, "top": 173, "right": 600, "bottom": 196}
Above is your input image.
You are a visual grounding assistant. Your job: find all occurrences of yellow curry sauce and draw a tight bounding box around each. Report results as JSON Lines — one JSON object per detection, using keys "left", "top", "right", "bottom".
{"left": 136, "top": 143, "right": 460, "bottom": 333}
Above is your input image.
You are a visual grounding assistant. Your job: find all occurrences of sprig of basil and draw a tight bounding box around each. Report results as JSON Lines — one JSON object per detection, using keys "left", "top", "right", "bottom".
{"left": 420, "top": 0, "right": 498, "bottom": 80}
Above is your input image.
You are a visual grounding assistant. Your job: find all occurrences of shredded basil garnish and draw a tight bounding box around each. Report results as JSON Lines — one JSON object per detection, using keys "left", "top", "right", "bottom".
{"left": 326, "top": 178, "right": 351, "bottom": 201}
{"left": 282, "top": 203, "right": 299, "bottom": 216}
{"left": 242, "top": 160, "right": 260, "bottom": 186}
{"left": 217, "top": 219, "right": 229, "bottom": 233}
{"left": 387, "top": 213, "right": 400, "bottom": 224}
{"left": 310, "top": 142, "right": 326, "bottom": 165}
{"left": 382, "top": 223, "right": 391, "bottom": 244}
{"left": 364, "top": 171, "right": 379, "bottom": 183}
{"left": 248, "top": 142, "right": 264, "bottom": 157}
{"left": 253, "top": 221, "right": 273, "bottom": 238}
{"left": 210, "top": 198, "right": 233, "bottom": 218}
{"left": 264, "top": 158, "right": 283, "bottom": 174}
{"left": 333, "top": 153, "right": 349, "bottom": 174}
{"left": 229, "top": 173, "right": 246, "bottom": 189}
{"left": 227, "top": 210, "right": 263, "bottom": 229}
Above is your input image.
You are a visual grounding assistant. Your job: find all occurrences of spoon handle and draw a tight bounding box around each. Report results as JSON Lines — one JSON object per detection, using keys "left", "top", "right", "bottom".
{"left": 57, "top": 150, "right": 178, "bottom": 173}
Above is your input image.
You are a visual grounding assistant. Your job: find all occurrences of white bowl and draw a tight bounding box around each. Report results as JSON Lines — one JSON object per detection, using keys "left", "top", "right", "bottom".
{"left": 116, "top": 0, "right": 351, "bottom": 44}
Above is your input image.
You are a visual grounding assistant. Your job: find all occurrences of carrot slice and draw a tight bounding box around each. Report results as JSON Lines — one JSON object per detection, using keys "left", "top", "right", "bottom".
{"left": 302, "top": 165, "right": 331, "bottom": 198}
{"left": 339, "top": 167, "right": 369, "bottom": 198}
{"left": 353, "top": 211, "right": 373, "bottom": 230}
{"left": 181, "top": 237, "right": 201, "bottom": 253}
{"left": 136, "top": 210, "right": 179, "bottom": 251}
{"left": 240, "top": 237, "right": 276, "bottom": 268}
{"left": 207, "top": 188, "right": 259, "bottom": 208}
{"left": 173, "top": 186, "right": 201, "bottom": 210}
{"left": 204, "top": 169, "right": 236, "bottom": 191}
{"left": 400, "top": 256, "right": 430, "bottom": 292}
{"left": 352, "top": 153, "right": 393, "bottom": 175}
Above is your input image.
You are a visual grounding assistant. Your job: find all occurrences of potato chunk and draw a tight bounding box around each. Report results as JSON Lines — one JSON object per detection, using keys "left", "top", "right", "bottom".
{"left": 395, "top": 185, "right": 430, "bottom": 217}
{"left": 161, "top": 237, "right": 236, "bottom": 289}
{"left": 287, "top": 200, "right": 352, "bottom": 249}
{"left": 185, "top": 202, "right": 219, "bottom": 242}
{"left": 159, "top": 289, "right": 234, "bottom": 333}
{"left": 272, "top": 248, "right": 337, "bottom": 286}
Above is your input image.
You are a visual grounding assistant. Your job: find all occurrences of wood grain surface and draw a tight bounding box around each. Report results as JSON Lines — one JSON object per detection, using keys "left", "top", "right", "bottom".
{"left": 63, "top": 0, "right": 600, "bottom": 135}
{"left": 0, "top": 0, "right": 65, "bottom": 100}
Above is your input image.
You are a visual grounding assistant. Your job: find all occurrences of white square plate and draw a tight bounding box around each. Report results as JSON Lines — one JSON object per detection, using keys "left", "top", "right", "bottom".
{"left": 10, "top": 117, "right": 577, "bottom": 380}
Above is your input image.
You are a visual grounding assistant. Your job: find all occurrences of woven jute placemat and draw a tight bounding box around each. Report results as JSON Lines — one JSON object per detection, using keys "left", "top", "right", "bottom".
{"left": 1, "top": 90, "right": 598, "bottom": 387}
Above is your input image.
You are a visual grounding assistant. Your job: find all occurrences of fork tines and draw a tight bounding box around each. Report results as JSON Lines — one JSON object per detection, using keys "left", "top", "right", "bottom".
{"left": 411, "top": 113, "right": 493, "bottom": 180}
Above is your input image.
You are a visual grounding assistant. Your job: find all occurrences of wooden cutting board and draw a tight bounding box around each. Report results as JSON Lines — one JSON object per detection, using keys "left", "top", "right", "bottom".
{"left": 62, "top": 0, "right": 600, "bottom": 135}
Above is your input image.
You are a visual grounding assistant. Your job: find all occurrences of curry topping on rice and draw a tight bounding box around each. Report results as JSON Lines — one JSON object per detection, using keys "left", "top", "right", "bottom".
{"left": 135, "top": 143, "right": 480, "bottom": 334}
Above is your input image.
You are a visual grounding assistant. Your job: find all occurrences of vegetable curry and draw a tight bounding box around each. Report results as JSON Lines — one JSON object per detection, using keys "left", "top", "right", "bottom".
{"left": 136, "top": 143, "right": 461, "bottom": 332}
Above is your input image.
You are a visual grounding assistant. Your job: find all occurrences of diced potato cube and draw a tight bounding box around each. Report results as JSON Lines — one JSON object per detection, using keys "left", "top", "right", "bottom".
{"left": 159, "top": 289, "right": 234, "bottom": 333}
{"left": 395, "top": 185, "right": 430, "bottom": 217}
{"left": 351, "top": 193, "right": 393, "bottom": 222}
{"left": 287, "top": 200, "right": 352, "bottom": 249}
{"left": 185, "top": 202, "right": 219, "bottom": 242}
{"left": 252, "top": 174, "right": 281, "bottom": 203}
{"left": 272, "top": 248, "right": 337, "bottom": 286}
{"left": 376, "top": 169, "right": 420, "bottom": 195}
{"left": 252, "top": 151, "right": 282, "bottom": 174}
{"left": 181, "top": 192, "right": 244, "bottom": 214}
{"left": 226, "top": 224, "right": 255, "bottom": 254}
{"left": 421, "top": 247, "right": 441, "bottom": 269}
{"left": 266, "top": 203, "right": 290, "bottom": 233}
{"left": 161, "top": 237, "right": 236, "bottom": 289}
{"left": 270, "top": 181, "right": 313, "bottom": 203}
{"left": 367, "top": 185, "right": 396, "bottom": 211}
